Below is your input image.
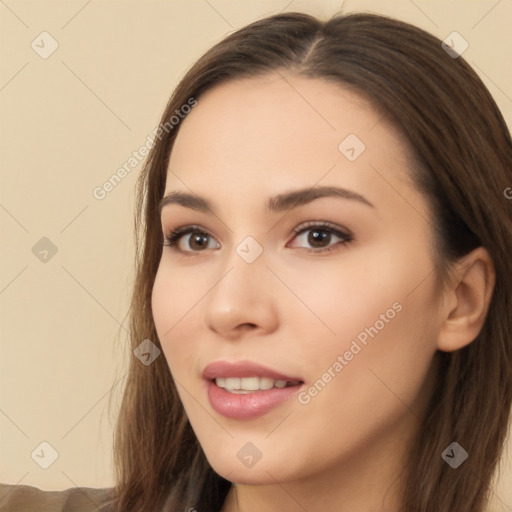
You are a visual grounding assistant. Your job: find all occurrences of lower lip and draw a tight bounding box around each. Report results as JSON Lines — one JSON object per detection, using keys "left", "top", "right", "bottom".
{"left": 206, "top": 380, "right": 303, "bottom": 420}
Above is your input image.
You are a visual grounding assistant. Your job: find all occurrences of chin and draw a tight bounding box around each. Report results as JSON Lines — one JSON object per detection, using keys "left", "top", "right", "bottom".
{"left": 207, "top": 453, "right": 295, "bottom": 485}
{"left": 215, "top": 467, "right": 278, "bottom": 485}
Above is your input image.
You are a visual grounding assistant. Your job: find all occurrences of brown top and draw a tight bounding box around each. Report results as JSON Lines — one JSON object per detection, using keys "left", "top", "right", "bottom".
{"left": 0, "top": 484, "right": 115, "bottom": 512}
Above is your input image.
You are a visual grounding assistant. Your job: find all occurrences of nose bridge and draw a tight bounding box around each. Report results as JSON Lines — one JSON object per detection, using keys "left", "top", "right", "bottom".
{"left": 212, "top": 233, "right": 268, "bottom": 305}
{"left": 202, "top": 232, "right": 277, "bottom": 335}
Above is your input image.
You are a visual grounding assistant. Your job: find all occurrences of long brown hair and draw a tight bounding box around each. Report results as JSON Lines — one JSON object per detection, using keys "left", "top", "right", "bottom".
{"left": 110, "top": 12, "right": 512, "bottom": 512}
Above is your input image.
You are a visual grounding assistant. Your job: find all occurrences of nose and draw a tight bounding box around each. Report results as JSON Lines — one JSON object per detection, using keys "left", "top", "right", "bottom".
{"left": 202, "top": 247, "right": 279, "bottom": 340}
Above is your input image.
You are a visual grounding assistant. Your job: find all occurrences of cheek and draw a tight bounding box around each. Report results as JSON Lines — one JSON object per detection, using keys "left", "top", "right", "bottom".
{"left": 273, "top": 255, "right": 421, "bottom": 369}
{"left": 286, "top": 278, "right": 438, "bottom": 476}
{"left": 151, "top": 262, "right": 204, "bottom": 375}
{"left": 288, "top": 243, "right": 439, "bottom": 413}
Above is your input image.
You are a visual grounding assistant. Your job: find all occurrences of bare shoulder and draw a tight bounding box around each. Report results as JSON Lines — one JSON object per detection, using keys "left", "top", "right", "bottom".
{"left": 0, "top": 483, "right": 115, "bottom": 512}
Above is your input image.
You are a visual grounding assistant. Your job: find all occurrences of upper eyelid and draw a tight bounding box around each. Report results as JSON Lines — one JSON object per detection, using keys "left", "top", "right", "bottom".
{"left": 163, "top": 221, "right": 349, "bottom": 237}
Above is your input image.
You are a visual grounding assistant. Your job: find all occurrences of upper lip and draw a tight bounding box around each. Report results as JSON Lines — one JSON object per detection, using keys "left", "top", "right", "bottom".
{"left": 202, "top": 360, "right": 304, "bottom": 383}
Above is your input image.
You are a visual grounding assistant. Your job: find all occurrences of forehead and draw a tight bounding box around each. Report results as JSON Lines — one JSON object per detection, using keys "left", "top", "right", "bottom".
{"left": 171, "top": 73, "right": 386, "bottom": 161}
{"left": 165, "top": 73, "right": 419, "bottom": 213}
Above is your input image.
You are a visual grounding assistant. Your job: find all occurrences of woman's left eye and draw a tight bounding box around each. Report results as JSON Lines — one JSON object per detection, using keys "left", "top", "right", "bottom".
{"left": 289, "top": 222, "right": 352, "bottom": 253}
{"left": 162, "top": 222, "right": 352, "bottom": 254}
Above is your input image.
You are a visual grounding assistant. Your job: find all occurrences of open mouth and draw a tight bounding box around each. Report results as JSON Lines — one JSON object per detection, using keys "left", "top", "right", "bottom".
{"left": 203, "top": 360, "right": 305, "bottom": 418}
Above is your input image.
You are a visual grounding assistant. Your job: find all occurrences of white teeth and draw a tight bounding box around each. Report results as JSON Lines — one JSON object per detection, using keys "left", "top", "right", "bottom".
{"left": 259, "top": 377, "right": 274, "bottom": 390}
{"left": 240, "top": 377, "right": 260, "bottom": 391}
{"left": 214, "top": 376, "right": 296, "bottom": 392}
{"left": 224, "top": 377, "right": 240, "bottom": 389}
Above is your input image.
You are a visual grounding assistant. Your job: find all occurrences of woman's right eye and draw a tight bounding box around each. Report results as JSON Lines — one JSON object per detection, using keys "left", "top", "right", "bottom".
{"left": 163, "top": 226, "right": 220, "bottom": 253}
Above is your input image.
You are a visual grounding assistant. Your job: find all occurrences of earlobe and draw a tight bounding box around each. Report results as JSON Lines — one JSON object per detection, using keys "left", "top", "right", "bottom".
{"left": 436, "top": 247, "right": 496, "bottom": 352}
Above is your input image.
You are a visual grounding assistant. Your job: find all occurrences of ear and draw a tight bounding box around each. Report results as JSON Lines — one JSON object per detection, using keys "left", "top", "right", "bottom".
{"left": 436, "top": 246, "right": 496, "bottom": 352}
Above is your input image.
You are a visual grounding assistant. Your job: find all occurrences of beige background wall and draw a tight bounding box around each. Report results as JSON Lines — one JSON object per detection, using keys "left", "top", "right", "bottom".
{"left": 1, "top": 0, "right": 511, "bottom": 508}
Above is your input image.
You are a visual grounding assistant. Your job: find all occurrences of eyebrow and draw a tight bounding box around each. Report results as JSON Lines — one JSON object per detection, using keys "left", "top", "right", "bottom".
{"left": 158, "top": 185, "right": 374, "bottom": 215}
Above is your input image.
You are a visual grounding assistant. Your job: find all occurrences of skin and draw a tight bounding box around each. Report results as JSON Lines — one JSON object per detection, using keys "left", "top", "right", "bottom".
{"left": 151, "top": 73, "right": 495, "bottom": 512}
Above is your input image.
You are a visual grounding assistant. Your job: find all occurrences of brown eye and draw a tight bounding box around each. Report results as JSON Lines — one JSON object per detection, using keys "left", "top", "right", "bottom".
{"left": 307, "top": 229, "right": 331, "bottom": 248}
{"left": 289, "top": 223, "right": 352, "bottom": 252}
{"left": 163, "top": 226, "right": 220, "bottom": 253}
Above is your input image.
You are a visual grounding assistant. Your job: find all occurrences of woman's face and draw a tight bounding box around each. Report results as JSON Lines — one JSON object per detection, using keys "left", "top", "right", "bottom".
{"left": 152, "top": 73, "right": 443, "bottom": 486}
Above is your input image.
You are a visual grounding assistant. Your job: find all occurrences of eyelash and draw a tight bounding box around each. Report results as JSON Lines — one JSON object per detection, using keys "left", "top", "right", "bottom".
{"left": 162, "top": 221, "right": 353, "bottom": 255}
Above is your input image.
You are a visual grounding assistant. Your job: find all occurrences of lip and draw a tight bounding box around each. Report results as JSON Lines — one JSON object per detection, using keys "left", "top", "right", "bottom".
{"left": 203, "top": 360, "right": 305, "bottom": 420}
